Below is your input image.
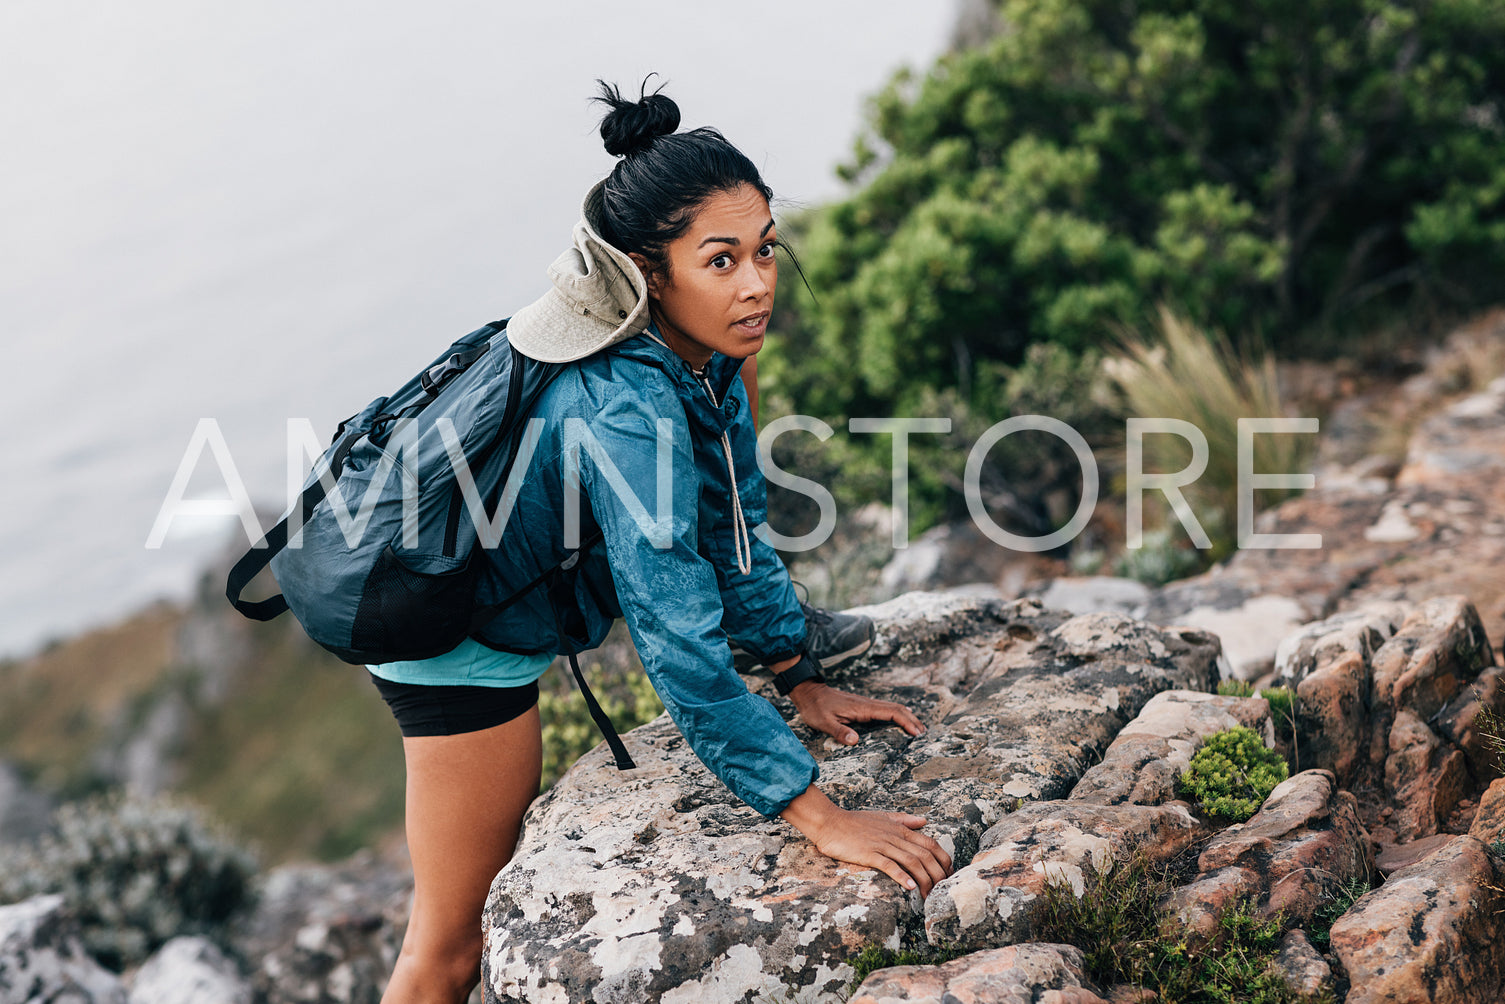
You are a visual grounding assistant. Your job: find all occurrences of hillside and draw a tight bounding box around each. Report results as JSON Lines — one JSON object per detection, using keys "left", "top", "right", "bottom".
{"left": 0, "top": 580, "right": 407, "bottom": 863}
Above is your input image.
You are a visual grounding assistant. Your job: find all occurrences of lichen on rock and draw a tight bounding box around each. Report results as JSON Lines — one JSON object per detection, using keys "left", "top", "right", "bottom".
{"left": 480, "top": 595, "right": 1220, "bottom": 1003}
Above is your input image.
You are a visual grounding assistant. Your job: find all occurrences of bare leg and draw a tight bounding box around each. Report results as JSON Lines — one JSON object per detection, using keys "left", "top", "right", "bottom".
{"left": 380, "top": 706, "right": 543, "bottom": 1004}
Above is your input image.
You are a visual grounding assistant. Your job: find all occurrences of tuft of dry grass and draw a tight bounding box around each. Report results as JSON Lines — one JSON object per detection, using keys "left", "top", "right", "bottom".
{"left": 1105, "top": 307, "right": 1315, "bottom": 559}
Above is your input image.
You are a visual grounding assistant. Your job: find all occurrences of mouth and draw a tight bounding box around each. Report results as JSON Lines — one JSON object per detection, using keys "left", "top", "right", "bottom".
{"left": 734, "top": 311, "right": 770, "bottom": 336}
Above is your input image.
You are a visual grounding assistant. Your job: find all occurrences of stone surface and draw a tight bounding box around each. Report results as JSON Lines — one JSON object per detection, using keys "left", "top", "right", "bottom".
{"left": 925, "top": 801, "right": 1205, "bottom": 950}
{"left": 1259, "top": 597, "right": 1499, "bottom": 840}
{"left": 921, "top": 690, "right": 1267, "bottom": 951}
{"left": 1272, "top": 930, "right": 1331, "bottom": 1000}
{"left": 1164, "top": 771, "right": 1372, "bottom": 935}
{"left": 480, "top": 595, "right": 1220, "bottom": 1004}
{"left": 878, "top": 521, "right": 1035, "bottom": 600}
{"left": 1273, "top": 602, "right": 1406, "bottom": 688}
{"left": 1359, "top": 372, "right": 1505, "bottom": 639}
{"left": 1385, "top": 709, "right": 1472, "bottom": 841}
{"left": 0, "top": 760, "right": 54, "bottom": 845}
{"left": 1069, "top": 691, "right": 1271, "bottom": 807}
{"left": 1371, "top": 597, "right": 1495, "bottom": 724}
{"left": 1374, "top": 833, "right": 1455, "bottom": 877}
{"left": 1467, "top": 777, "right": 1505, "bottom": 846}
{"left": 1434, "top": 665, "right": 1505, "bottom": 783}
{"left": 1026, "top": 577, "right": 1153, "bottom": 620}
{"left": 1293, "top": 651, "right": 1369, "bottom": 784}
{"left": 128, "top": 937, "right": 251, "bottom": 1004}
{"left": 1160, "top": 866, "right": 1265, "bottom": 942}
{"left": 232, "top": 852, "right": 414, "bottom": 1004}
{"left": 848, "top": 943, "right": 1108, "bottom": 1004}
{"left": 1331, "top": 835, "right": 1505, "bottom": 1004}
{"left": 922, "top": 691, "right": 1268, "bottom": 951}
{"left": 1161, "top": 594, "right": 1308, "bottom": 682}
{"left": 0, "top": 894, "right": 127, "bottom": 1004}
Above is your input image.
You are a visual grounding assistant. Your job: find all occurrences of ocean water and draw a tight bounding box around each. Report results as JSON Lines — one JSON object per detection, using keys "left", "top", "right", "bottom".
{"left": 0, "top": 1, "right": 955, "bottom": 657}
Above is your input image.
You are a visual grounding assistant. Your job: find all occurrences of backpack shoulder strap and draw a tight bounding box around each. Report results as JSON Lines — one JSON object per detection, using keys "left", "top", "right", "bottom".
{"left": 224, "top": 431, "right": 360, "bottom": 620}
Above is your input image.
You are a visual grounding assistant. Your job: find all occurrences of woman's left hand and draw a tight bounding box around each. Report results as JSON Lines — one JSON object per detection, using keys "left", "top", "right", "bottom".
{"left": 788, "top": 682, "right": 925, "bottom": 746}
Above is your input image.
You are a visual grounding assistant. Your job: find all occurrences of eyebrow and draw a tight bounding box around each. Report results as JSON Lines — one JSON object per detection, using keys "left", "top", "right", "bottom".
{"left": 697, "top": 219, "right": 776, "bottom": 250}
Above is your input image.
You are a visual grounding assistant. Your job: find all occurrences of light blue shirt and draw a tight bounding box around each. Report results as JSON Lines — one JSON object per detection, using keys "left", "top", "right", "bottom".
{"left": 368, "top": 637, "right": 554, "bottom": 688}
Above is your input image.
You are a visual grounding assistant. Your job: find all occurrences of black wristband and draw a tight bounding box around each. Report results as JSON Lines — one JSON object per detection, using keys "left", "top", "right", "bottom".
{"left": 773, "top": 653, "right": 825, "bottom": 697}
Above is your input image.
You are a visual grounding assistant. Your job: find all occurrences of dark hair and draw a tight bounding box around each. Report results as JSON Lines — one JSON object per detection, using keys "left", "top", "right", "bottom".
{"left": 592, "top": 78, "right": 774, "bottom": 279}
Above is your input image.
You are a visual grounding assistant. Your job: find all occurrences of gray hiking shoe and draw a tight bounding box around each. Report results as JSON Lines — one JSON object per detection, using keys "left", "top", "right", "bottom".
{"left": 730, "top": 587, "right": 875, "bottom": 671}
{"left": 799, "top": 601, "right": 875, "bottom": 669}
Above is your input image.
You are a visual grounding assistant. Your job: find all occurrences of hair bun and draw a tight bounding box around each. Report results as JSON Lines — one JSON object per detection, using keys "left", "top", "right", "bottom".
{"left": 594, "top": 78, "right": 680, "bottom": 158}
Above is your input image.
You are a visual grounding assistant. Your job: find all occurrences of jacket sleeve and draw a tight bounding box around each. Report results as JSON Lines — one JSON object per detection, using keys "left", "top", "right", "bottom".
{"left": 704, "top": 378, "right": 807, "bottom": 665}
{"left": 576, "top": 383, "right": 818, "bottom": 818}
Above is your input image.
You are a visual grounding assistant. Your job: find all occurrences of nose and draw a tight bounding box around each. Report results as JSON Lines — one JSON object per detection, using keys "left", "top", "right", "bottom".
{"left": 739, "top": 259, "right": 771, "bottom": 300}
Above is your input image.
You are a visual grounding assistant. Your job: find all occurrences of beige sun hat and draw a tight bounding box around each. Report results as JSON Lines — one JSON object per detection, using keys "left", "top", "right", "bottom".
{"left": 507, "top": 179, "right": 654, "bottom": 363}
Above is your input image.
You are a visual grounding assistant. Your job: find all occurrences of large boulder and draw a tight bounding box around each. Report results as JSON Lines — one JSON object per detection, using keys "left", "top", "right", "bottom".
{"left": 1434, "top": 665, "right": 1505, "bottom": 782}
{"left": 0, "top": 894, "right": 126, "bottom": 1004}
{"left": 1385, "top": 710, "right": 1472, "bottom": 842}
{"left": 1162, "top": 770, "right": 1373, "bottom": 937}
{"left": 1330, "top": 835, "right": 1505, "bottom": 1004}
{"left": 1293, "top": 651, "right": 1370, "bottom": 784}
{"left": 1273, "top": 602, "right": 1407, "bottom": 686}
{"left": 924, "top": 801, "right": 1204, "bottom": 950}
{"left": 480, "top": 595, "right": 1220, "bottom": 1004}
{"left": 1257, "top": 598, "right": 1499, "bottom": 840}
{"left": 1468, "top": 778, "right": 1505, "bottom": 846}
{"left": 924, "top": 691, "right": 1266, "bottom": 950}
{"left": 1370, "top": 597, "right": 1495, "bottom": 726}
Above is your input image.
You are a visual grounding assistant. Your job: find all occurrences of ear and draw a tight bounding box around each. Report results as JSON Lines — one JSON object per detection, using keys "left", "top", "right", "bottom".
{"left": 628, "top": 252, "right": 662, "bottom": 299}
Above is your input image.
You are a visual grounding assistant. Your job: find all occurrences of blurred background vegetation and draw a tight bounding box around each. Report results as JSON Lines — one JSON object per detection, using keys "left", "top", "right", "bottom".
{"left": 762, "top": 0, "right": 1505, "bottom": 562}
{"left": 3, "top": 0, "right": 1504, "bottom": 870}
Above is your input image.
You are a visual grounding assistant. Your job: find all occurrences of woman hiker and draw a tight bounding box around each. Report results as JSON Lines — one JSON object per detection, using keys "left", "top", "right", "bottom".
{"left": 370, "top": 81, "right": 953, "bottom": 1003}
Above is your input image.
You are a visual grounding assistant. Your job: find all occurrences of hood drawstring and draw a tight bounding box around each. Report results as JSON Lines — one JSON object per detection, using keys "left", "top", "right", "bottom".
{"left": 644, "top": 332, "right": 753, "bottom": 576}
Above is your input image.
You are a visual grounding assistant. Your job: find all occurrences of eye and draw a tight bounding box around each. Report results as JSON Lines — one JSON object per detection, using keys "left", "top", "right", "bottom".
{"left": 757, "top": 241, "right": 777, "bottom": 259}
{"left": 710, "top": 252, "right": 733, "bottom": 269}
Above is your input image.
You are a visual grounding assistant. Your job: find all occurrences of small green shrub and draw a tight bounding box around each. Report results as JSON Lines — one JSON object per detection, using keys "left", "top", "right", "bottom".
{"left": 1035, "top": 854, "right": 1323, "bottom": 1003}
{"left": 1308, "top": 876, "right": 1372, "bottom": 950}
{"left": 1476, "top": 702, "right": 1505, "bottom": 776}
{"left": 1216, "top": 679, "right": 1255, "bottom": 698}
{"left": 1259, "top": 686, "right": 1300, "bottom": 762}
{"left": 539, "top": 666, "right": 664, "bottom": 791}
{"left": 0, "top": 792, "right": 256, "bottom": 970}
{"left": 1259, "top": 687, "right": 1294, "bottom": 724}
{"left": 1177, "top": 727, "right": 1289, "bottom": 822}
{"left": 1113, "top": 525, "right": 1208, "bottom": 585}
{"left": 848, "top": 941, "right": 968, "bottom": 990}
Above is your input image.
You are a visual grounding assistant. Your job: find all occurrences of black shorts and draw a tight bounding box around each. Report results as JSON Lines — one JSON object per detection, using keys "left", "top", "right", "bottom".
{"left": 369, "top": 673, "right": 540, "bottom": 738}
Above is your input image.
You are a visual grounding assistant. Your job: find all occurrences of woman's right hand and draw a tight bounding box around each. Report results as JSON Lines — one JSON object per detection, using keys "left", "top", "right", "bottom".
{"left": 779, "top": 786, "right": 953, "bottom": 896}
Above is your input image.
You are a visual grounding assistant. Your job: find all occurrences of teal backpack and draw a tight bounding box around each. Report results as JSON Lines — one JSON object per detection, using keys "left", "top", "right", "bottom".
{"left": 226, "top": 318, "right": 632, "bottom": 768}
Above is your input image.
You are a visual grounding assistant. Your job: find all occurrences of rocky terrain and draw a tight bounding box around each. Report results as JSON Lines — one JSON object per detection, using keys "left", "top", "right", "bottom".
{"left": 471, "top": 587, "right": 1500, "bottom": 1003}
{"left": 3, "top": 314, "right": 1505, "bottom": 1002}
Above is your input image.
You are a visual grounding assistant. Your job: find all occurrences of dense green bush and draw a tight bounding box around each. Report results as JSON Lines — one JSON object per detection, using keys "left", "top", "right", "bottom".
{"left": 763, "top": 0, "right": 1505, "bottom": 539}
{"left": 1177, "top": 726, "right": 1289, "bottom": 822}
{"left": 0, "top": 792, "right": 256, "bottom": 970}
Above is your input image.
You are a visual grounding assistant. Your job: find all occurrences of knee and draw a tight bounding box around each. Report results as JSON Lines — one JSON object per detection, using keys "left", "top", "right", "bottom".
{"left": 391, "top": 929, "right": 483, "bottom": 1001}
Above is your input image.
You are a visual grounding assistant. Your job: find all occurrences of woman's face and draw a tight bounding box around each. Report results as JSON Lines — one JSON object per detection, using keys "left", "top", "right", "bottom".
{"left": 632, "top": 184, "right": 778, "bottom": 370}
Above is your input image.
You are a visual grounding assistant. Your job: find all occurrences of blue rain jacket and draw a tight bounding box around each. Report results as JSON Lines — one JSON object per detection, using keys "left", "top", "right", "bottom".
{"left": 470, "top": 329, "right": 818, "bottom": 818}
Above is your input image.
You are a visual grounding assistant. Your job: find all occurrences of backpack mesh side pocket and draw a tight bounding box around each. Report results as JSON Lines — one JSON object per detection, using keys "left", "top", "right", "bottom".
{"left": 348, "top": 547, "right": 479, "bottom": 664}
